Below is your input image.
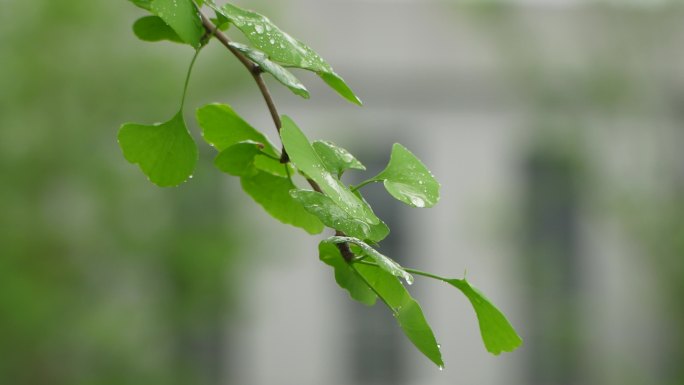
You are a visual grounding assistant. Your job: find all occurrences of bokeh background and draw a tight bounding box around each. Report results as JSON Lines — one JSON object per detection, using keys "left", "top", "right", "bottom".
{"left": 2, "top": 0, "right": 684, "bottom": 384}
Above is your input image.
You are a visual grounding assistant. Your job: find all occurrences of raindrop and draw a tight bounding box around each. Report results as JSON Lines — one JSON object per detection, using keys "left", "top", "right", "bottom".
{"left": 410, "top": 196, "right": 425, "bottom": 208}
{"left": 438, "top": 366, "right": 444, "bottom": 372}
{"left": 255, "top": 24, "right": 264, "bottom": 34}
{"left": 269, "top": 38, "right": 275, "bottom": 44}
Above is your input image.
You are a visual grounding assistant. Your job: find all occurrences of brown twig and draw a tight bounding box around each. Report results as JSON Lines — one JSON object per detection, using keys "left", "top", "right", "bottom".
{"left": 200, "top": 14, "right": 289, "bottom": 163}
{"left": 201, "top": 14, "right": 354, "bottom": 261}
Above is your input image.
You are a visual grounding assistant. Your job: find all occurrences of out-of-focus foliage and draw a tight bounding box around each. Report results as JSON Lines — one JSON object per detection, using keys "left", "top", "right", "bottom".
{"left": 0, "top": 1, "right": 248, "bottom": 384}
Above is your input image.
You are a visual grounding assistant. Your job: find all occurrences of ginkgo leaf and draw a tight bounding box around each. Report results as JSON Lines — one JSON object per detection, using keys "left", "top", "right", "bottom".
{"left": 319, "top": 240, "right": 376, "bottom": 306}
{"left": 228, "top": 42, "right": 309, "bottom": 99}
{"left": 327, "top": 236, "right": 413, "bottom": 285}
{"left": 291, "top": 190, "right": 374, "bottom": 240}
{"left": 353, "top": 263, "right": 443, "bottom": 368}
{"left": 133, "top": 16, "right": 183, "bottom": 43}
{"left": 371, "top": 143, "right": 440, "bottom": 208}
{"left": 214, "top": 141, "right": 288, "bottom": 178}
{"left": 151, "top": 0, "right": 204, "bottom": 48}
{"left": 129, "top": 0, "right": 152, "bottom": 11}
{"left": 313, "top": 140, "right": 365, "bottom": 178}
{"left": 214, "top": 141, "right": 264, "bottom": 177}
{"left": 118, "top": 111, "right": 198, "bottom": 187}
{"left": 319, "top": 72, "right": 361, "bottom": 107}
{"left": 445, "top": 278, "right": 523, "bottom": 355}
{"left": 280, "top": 116, "right": 389, "bottom": 244}
{"left": 211, "top": 3, "right": 361, "bottom": 105}
{"left": 196, "top": 103, "right": 278, "bottom": 156}
{"left": 241, "top": 171, "right": 324, "bottom": 235}
{"left": 211, "top": 7, "right": 231, "bottom": 31}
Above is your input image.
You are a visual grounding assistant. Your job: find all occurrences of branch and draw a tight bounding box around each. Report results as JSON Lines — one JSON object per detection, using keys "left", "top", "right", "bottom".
{"left": 202, "top": 15, "right": 355, "bottom": 262}
{"left": 200, "top": 14, "right": 289, "bottom": 163}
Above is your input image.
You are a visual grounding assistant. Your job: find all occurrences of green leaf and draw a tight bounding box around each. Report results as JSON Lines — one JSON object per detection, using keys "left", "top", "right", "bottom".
{"left": 151, "top": 0, "right": 204, "bottom": 48}
{"left": 213, "top": 3, "right": 324, "bottom": 70}
{"left": 241, "top": 171, "right": 324, "bottom": 235}
{"left": 196, "top": 103, "right": 278, "bottom": 156}
{"left": 319, "top": 72, "right": 362, "bottom": 106}
{"left": 372, "top": 143, "right": 440, "bottom": 208}
{"left": 351, "top": 190, "right": 390, "bottom": 242}
{"left": 253, "top": 155, "right": 291, "bottom": 178}
{"left": 215, "top": 141, "right": 288, "bottom": 178}
{"left": 312, "top": 141, "right": 365, "bottom": 177}
{"left": 319, "top": 240, "right": 376, "bottom": 306}
{"left": 353, "top": 263, "right": 443, "bottom": 368}
{"left": 214, "top": 141, "right": 263, "bottom": 177}
{"left": 228, "top": 42, "right": 309, "bottom": 99}
{"left": 445, "top": 278, "right": 523, "bottom": 355}
{"left": 280, "top": 116, "right": 388, "bottom": 242}
{"left": 327, "top": 236, "right": 413, "bottom": 285}
{"left": 290, "top": 190, "right": 375, "bottom": 240}
{"left": 129, "top": 0, "right": 152, "bottom": 11}
{"left": 133, "top": 16, "right": 183, "bottom": 43}
{"left": 118, "top": 111, "right": 198, "bottom": 187}
{"left": 212, "top": 3, "right": 361, "bottom": 105}
{"left": 211, "top": 8, "right": 231, "bottom": 31}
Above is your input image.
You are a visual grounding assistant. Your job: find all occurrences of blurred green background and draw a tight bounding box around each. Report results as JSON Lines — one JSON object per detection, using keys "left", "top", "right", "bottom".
{"left": 2, "top": 0, "right": 684, "bottom": 384}
{"left": 0, "top": 1, "right": 253, "bottom": 384}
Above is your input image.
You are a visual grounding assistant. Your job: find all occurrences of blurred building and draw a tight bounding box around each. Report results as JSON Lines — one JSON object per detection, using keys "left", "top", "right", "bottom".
{"left": 2, "top": 1, "right": 683, "bottom": 385}
{"left": 224, "top": 1, "right": 684, "bottom": 385}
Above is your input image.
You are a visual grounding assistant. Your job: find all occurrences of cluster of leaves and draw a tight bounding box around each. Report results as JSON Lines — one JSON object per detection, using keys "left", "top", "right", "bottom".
{"left": 119, "top": 0, "right": 522, "bottom": 368}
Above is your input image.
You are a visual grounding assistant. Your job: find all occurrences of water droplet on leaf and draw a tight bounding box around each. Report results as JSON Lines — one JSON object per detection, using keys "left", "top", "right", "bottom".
{"left": 410, "top": 196, "right": 425, "bottom": 207}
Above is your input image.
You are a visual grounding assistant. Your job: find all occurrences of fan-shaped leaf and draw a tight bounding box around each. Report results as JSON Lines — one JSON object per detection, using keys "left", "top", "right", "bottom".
{"left": 133, "top": 16, "right": 183, "bottom": 43}
{"left": 327, "top": 236, "right": 413, "bottom": 285}
{"left": 212, "top": 3, "right": 361, "bottom": 105}
{"left": 241, "top": 171, "right": 324, "bottom": 235}
{"left": 118, "top": 111, "right": 198, "bottom": 187}
{"left": 196, "top": 104, "right": 278, "bottom": 156}
{"left": 313, "top": 141, "right": 365, "bottom": 177}
{"left": 280, "top": 116, "right": 388, "bottom": 242}
{"left": 446, "top": 278, "right": 523, "bottom": 355}
{"left": 129, "top": 0, "right": 152, "bottom": 11}
{"left": 214, "top": 141, "right": 263, "bottom": 177}
{"left": 372, "top": 143, "right": 440, "bottom": 208}
{"left": 229, "top": 42, "right": 309, "bottom": 99}
{"left": 353, "top": 263, "right": 443, "bottom": 368}
{"left": 151, "top": 0, "right": 204, "bottom": 48}
{"left": 319, "top": 240, "right": 376, "bottom": 306}
{"left": 215, "top": 141, "right": 289, "bottom": 178}
{"left": 291, "top": 190, "right": 373, "bottom": 240}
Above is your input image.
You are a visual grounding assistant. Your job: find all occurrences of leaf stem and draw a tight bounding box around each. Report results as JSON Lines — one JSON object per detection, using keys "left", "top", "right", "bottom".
{"left": 350, "top": 179, "right": 377, "bottom": 192}
{"left": 200, "top": 13, "right": 358, "bottom": 259}
{"left": 355, "top": 260, "right": 459, "bottom": 283}
{"left": 181, "top": 48, "right": 202, "bottom": 110}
